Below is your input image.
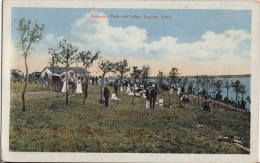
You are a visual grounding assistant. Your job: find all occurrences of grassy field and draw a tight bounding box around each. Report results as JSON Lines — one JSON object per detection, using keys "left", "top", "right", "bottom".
{"left": 9, "top": 84, "right": 250, "bottom": 153}
{"left": 11, "top": 81, "right": 43, "bottom": 93}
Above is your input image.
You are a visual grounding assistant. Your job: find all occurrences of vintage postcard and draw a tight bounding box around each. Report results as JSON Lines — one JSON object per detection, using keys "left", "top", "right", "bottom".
{"left": 1, "top": 0, "right": 260, "bottom": 162}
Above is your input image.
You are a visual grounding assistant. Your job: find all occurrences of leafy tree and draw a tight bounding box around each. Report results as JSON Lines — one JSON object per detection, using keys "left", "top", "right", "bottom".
{"left": 214, "top": 79, "right": 223, "bottom": 99}
{"left": 98, "top": 60, "right": 115, "bottom": 103}
{"left": 224, "top": 77, "right": 231, "bottom": 100}
{"left": 168, "top": 67, "right": 179, "bottom": 107}
{"left": 130, "top": 66, "right": 142, "bottom": 104}
{"left": 48, "top": 48, "right": 59, "bottom": 68}
{"left": 79, "top": 50, "right": 100, "bottom": 105}
{"left": 157, "top": 71, "right": 165, "bottom": 91}
{"left": 141, "top": 65, "right": 150, "bottom": 83}
{"left": 194, "top": 76, "right": 201, "bottom": 105}
{"left": 232, "top": 80, "right": 241, "bottom": 104}
{"left": 52, "top": 39, "right": 79, "bottom": 105}
{"left": 16, "top": 17, "right": 44, "bottom": 111}
{"left": 114, "top": 59, "right": 130, "bottom": 86}
{"left": 240, "top": 84, "right": 246, "bottom": 101}
{"left": 187, "top": 80, "right": 194, "bottom": 94}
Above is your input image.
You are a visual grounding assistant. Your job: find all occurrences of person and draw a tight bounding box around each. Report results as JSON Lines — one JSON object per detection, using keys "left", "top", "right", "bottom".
{"left": 114, "top": 83, "right": 118, "bottom": 97}
{"left": 92, "top": 76, "right": 95, "bottom": 85}
{"left": 95, "top": 76, "right": 98, "bottom": 85}
{"left": 61, "top": 76, "right": 68, "bottom": 93}
{"left": 202, "top": 96, "right": 210, "bottom": 111}
{"left": 104, "top": 85, "right": 110, "bottom": 107}
{"left": 150, "top": 85, "right": 157, "bottom": 110}
{"left": 82, "top": 77, "right": 88, "bottom": 98}
{"left": 43, "top": 72, "right": 49, "bottom": 89}
{"left": 145, "top": 88, "right": 150, "bottom": 110}
{"left": 75, "top": 77, "right": 83, "bottom": 94}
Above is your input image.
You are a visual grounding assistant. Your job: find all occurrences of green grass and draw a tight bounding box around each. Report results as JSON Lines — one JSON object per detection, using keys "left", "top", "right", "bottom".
{"left": 9, "top": 84, "right": 250, "bottom": 153}
{"left": 11, "top": 81, "right": 43, "bottom": 93}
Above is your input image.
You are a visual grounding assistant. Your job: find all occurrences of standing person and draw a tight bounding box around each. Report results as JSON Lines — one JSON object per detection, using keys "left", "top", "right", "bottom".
{"left": 92, "top": 76, "right": 95, "bottom": 85}
{"left": 150, "top": 84, "right": 157, "bottom": 110}
{"left": 75, "top": 76, "right": 83, "bottom": 94}
{"left": 42, "top": 72, "right": 49, "bottom": 89}
{"left": 114, "top": 82, "right": 118, "bottom": 97}
{"left": 61, "top": 76, "right": 68, "bottom": 93}
{"left": 95, "top": 76, "right": 98, "bottom": 85}
{"left": 104, "top": 85, "right": 110, "bottom": 107}
{"left": 145, "top": 87, "right": 150, "bottom": 110}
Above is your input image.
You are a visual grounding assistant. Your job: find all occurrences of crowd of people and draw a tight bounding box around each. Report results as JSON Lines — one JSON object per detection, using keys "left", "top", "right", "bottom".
{"left": 40, "top": 73, "right": 250, "bottom": 111}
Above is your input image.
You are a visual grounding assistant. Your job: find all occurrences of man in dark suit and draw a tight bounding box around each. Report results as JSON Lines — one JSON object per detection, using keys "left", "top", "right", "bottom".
{"left": 150, "top": 84, "right": 157, "bottom": 110}
{"left": 104, "top": 85, "right": 110, "bottom": 107}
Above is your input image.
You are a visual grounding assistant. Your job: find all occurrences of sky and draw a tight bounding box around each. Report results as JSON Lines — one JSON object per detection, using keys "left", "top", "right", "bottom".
{"left": 11, "top": 8, "right": 251, "bottom": 76}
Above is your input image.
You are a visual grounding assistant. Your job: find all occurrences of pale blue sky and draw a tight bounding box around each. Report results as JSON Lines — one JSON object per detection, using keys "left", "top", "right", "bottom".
{"left": 12, "top": 8, "right": 251, "bottom": 43}
{"left": 11, "top": 8, "right": 252, "bottom": 75}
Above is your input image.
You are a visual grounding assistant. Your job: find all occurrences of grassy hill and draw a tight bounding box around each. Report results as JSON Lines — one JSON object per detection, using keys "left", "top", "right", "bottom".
{"left": 9, "top": 84, "right": 250, "bottom": 153}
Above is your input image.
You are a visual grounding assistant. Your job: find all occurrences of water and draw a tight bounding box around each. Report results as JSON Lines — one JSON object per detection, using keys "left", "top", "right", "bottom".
{"left": 105, "top": 76, "right": 251, "bottom": 110}
{"left": 163, "top": 76, "right": 251, "bottom": 111}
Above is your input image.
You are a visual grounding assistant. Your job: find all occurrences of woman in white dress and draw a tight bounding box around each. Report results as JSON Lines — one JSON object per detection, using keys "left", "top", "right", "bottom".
{"left": 126, "top": 83, "right": 131, "bottom": 94}
{"left": 62, "top": 77, "right": 68, "bottom": 93}
{"left": 76, "top": 77, "right": 83, "bottom": 94}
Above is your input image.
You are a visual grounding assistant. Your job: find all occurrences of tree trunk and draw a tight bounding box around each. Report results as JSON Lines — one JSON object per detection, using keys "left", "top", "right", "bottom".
{"left": 100, "top": 74, "right": 105, "bottom": 103}
{"left": 132, "top": 80, "right": 136, "bottom": 104}
{"left": 168, "top": 92, "right": 171, "bottom": 108}
{"left": 65, "top": 67, "right": 69, "bottom": 105}
{"left": 227, "top": 88, "right": 229, "bottom": 99}
{"left": 22, "top": 54, "right": 28, "bottom": 112}
{"left": 82, "top": 72, "right": 87, "bottom": 105}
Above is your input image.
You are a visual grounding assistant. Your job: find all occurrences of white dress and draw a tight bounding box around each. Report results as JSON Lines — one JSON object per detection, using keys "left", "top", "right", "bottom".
{"left": 76, "top": 79, "right": 83, "bottom": 93}
{"left": 62, "top": 78, "right": 68, "bottom": 93}
{"left": 177, "top": 87, "right": 182, "bottom": 97}
{"left": 126, "top": 85, "right": 131, "bottom": 94}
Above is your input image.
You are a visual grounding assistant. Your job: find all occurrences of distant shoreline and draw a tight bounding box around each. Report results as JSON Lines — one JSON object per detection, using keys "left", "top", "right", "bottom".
{"left": 179, "top": 74, "right": 251, "bottom": 78}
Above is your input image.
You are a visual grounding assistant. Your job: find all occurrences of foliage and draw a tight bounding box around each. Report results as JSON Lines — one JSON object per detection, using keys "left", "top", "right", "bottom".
{"left": 130, "top": 66, "right": 142, "bottom": 104}
{"left": 114, "top": 59, "right": 130, "bottom": 78}
{"left": 16, "top": 17, "right": 44, "bottom": 112}
{"left": 168, "top": 67, "right": 179, "bottom": 88}
{"left": 157, "top": 71, "right": 165, "bottom": 89}
{"left": 98, "top": 59, "right": 116, "bottom": 102}
{"left": 141, "top": 65, "right": 150, "bottom": 82}
{"left": 79, "top": 50, "right": 100, "bottom": 70}
{"left": 224, "top": 78, "right": 231, "bottom": 99}
{"left": 51, "top": 39, "right": 79, "bottom": 105}
{"left": 232, "top": 80, "right": 241, "bottom": 103}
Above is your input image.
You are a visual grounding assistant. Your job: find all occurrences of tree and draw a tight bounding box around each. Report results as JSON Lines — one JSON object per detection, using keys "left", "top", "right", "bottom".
{"left": 168, "top": 67, "right": 179, "bottom": 107}
{"left": 52, "top": 39, "right": 79, "bottom": 105}
{"left": 16, "top": 18, "right": 44, "bottom": 111}
{"left": 240, "top": 84, "right": 246, "bottom": 101}
{"left": 48, "top": 48, "right": 59, "bottom": 68}
{"left": 214, "top": 79, "right": 223, "bottom": 100}
{"left": 114, "top": 59, "right": 130, "bottom": 86}
{"left": 157, "top": 71, "right": 165, "bottom": 92}
{"left": 194, "top": 76, "right": 201, "bottom": 105}
{"left": 98, "top": 60, "right": 115, "bottom": 103}
{"left": 187, "top": 80, "right": 194, "bottom": 94}
{"left": 130, "top": 66, "right": 142, "bottom": 104}
{"left": 141, "top": 65, "right": 150, "bottom": 83}
{"left": 232, "top": 80, "right": 241, "bottom": 104}
{"left": 224, "top": 77, "right": 231, "bottom": 100}
{"left": 79, "top": 50, "right": 100, "bottom": 105}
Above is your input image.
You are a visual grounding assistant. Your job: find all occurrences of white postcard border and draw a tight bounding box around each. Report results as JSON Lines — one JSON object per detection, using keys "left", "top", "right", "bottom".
{"left": 2, "top": 0, "right": 259, "bottom": 162}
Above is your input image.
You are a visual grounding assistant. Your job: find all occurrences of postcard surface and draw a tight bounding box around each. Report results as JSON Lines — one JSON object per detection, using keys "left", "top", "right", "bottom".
{"left": 1, "top": 0, "right": 260, "bottom": 162}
